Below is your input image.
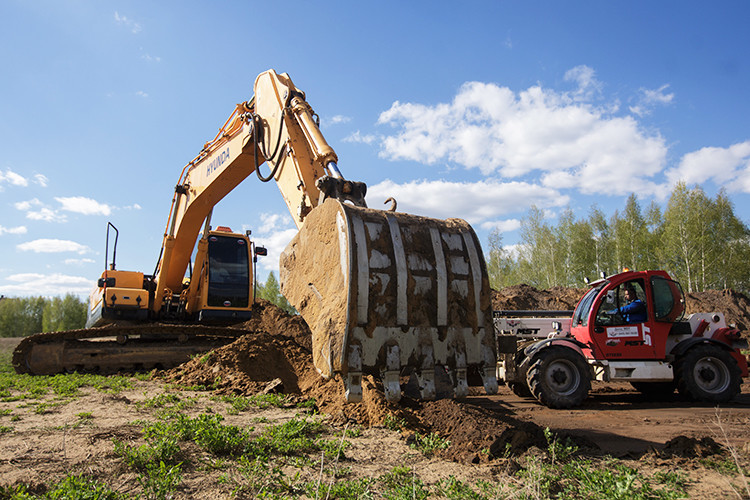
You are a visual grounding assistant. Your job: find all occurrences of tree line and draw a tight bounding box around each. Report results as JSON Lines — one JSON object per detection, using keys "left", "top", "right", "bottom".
{"left": 486, "top": 182, "right": 750, "bottom": 293}
{"left": 0, "top": 294, "right": 87, "bottom": 338}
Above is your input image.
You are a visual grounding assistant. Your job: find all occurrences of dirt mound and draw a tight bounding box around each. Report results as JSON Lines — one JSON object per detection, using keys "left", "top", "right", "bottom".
{"left": 685, "top": 289, "right": 750, "bottom": 330}
{"left": 659, "top": 436, "right": 725, "bottom": 458}
{"left": 165, "top": 299, "right": 319, "bottom": 395}
{"left": 493, "top": 283, "right": 750, "bottom": 331}
{"left": 492, "top": 284, "right": 585, "bottom": 311}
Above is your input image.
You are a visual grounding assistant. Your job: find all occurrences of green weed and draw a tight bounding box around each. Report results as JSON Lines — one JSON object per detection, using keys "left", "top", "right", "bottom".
{"left": 433, "top": 476, "right": 485, "bottom": 499}
{"left": 409, "top": 432, "right": 450, "bottom": 457}
{"left": 137, "top": 461, "right": 182, "bottom": 500}
{"left": 307, "top": 476, "right": 374, "bottom": 500}
{"left": 384, "top": 413, "right": 406, "bottom": 431}
{"left": 0, "top": 474, "right": 125, "bottom": 499}
{"left": 378, "top": 466, "right": 429, "bottom": 500}
{"left": 226, "top": 455, "right": 302, "bottom": 498}
{"left": 113, "top": 435, "right": 181, "bottom": 471}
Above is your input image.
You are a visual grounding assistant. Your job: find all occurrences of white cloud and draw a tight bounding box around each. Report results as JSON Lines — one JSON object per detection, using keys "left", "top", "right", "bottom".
{"left": 0, "top": 169, "right": 28, "bottom": 188}
{"left": 136, "top": 91, "right": 149, "bottom": 98}
{"left": 630, "top": 84, "right": 674, "bottom": 116}
{"left": 252, "top": 227, "right": 298, "bottom": 274}
{"left": 479, "top": 218, "right": 522, "bottom": 232}
{"left": 15, "top": 198, "right": 66, "bottom": 222}
{"left": 0, "top": 273, "right": 93, "bottom": 297}
{"left": 142, "top": 54, "right": 161, "bottom": 63}
{"left": 64, "top": 258, "right": 97, "bottom": 265}
{"left": 17, "top": 239, "right": 90, "bottom": 254}
{"left": 327, "top": 115, "right": 351, "bottom": 126}
{"left": 375, "top": 76, "right": 667, "bottom": 194}
{"left": 344, "top": 130, "right": 377, "bottom": 145}
{"left": 666, "top": 140, "right": 750, "bottom": 191}
{"left": 34, "top": 174, "right": 48, "bottom": 187}
{"left": 367, "top": 178, "right": 568, "bottom": 225}
{"left": 564, "top": 65, "right": 602, "bottom": 101}
{"left": 0, "top": 225, "right": 27, "bottom": 235}
{"left": 114, "top": 11, "right": 142, "bottom": 34}
{"left": 55, "top": 196, "right": 112, "bottom": 216}
{"left": 256, "top": 212, "right": 292, "bottom": 234}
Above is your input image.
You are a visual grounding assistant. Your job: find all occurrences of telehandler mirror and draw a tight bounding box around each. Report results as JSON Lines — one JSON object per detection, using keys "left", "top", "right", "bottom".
{"left": 254, "top": 246, "right": 267, "bottom": 256}
{"left": 605, "top": 290, "right": 616, "bottom": 304}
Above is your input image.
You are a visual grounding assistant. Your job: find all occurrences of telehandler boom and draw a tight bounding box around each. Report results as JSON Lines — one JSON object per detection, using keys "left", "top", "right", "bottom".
{"left": 14, "top": 70, "right": 498, "bottom": 403}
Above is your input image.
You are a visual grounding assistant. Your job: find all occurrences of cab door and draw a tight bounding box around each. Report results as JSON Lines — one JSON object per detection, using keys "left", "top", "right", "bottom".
{"left": 588, "top": 278, "right": 662, "bottom": 360}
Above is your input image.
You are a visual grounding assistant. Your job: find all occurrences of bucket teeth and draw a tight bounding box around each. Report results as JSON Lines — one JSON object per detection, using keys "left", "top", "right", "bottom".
{"left": 415, "top": 345, "right": 436, "bottom": 399}
{"left": 481, "top": 367, "right": 499, "bottom": 395}
{"left": 453, "top": 351, "right": 468, "bottom": 399}
{"left": 383, "top": 344, "right": 402, "bottom": 402}
{"left": 345, "top": 344, "right": 363, "bottom": 403}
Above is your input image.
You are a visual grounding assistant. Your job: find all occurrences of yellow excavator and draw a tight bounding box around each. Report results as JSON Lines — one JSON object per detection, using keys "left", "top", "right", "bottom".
{"left": 13, "top": 70, "right": 498, "bottom": 403}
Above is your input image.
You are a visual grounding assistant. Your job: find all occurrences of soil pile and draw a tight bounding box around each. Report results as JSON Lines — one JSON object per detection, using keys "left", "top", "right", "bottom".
{"left": 492, "top": 284, "right": 585, "bottom": 311}
{"left": 686, "top": 289, "right": 750, "bottom": 330}
{"left": 492, "top": 282, "right": 750, "bottom": 330}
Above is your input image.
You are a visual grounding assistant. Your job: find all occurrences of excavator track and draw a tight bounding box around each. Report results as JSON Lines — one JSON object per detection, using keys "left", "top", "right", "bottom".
{"left": 12, "top": 324, "right": 245, "bottom": 375}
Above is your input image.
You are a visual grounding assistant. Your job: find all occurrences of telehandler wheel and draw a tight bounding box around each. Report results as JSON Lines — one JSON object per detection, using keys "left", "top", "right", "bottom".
{"left": 526, "top": 346, "right": 591, "bottom": 409}
{"left": 509, "top": 352, "right": 532, "bottom": 397}
{"left": 509, "top": 382, "right": 532, "bottom": 398}
{"left": 675, "top": 345, "right": 741, "bottom": 404}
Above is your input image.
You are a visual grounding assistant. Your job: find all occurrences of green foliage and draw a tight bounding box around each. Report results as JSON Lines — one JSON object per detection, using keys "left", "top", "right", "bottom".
{"left": 136, "top": 461, "right": 183, "bottom": 500}
{"left": 378, "top": 466, "right": 429, "bottom": 500}
{"left": 509, "top": 431, "right": 688, "bottom": 499}
{"left": 409, "top": 431, "right": 451, "bottom": 457}
{"left": 0, "top": 371, "right": 133, "bottom": 401}
{"left": 0, "top": 474, "right": 125, "bottom": 500}
{"left": 306, "top": 476, "right": 374, "bottom": 500}
{"left": 383, "top": 413, "right": 406, "bottom": 431}
{"left": 250, "top": 415, "right": 333, "bottom": 458}
{"left": 488, "top": 183, "right": 750, "bottom": 292}
{"left": 255, "top": 271, "right": 295, "bottom": 314}
{"left": 228, "top": 455, "right": 302, "bottom": 498}
{"left": 0, "top": 294, "right": 86, "bottom": 338}
{"left": 113, "top": 436, "right": 181, "bottom": 471}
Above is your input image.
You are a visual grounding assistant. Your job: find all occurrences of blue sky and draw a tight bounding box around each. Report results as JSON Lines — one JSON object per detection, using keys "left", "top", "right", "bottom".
{"left": 1, "top": 1, "right": 749, "bottom": 297}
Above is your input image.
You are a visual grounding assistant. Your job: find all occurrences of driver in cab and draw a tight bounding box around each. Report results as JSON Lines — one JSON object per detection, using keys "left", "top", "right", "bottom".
{"left": 608, "top": 285, "right": 647, "bottom": 324}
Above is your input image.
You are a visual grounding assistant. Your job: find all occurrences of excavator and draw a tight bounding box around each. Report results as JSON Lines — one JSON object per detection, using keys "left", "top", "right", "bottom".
{"left": 13, "top": 70, "right": 498, "bottom": 403}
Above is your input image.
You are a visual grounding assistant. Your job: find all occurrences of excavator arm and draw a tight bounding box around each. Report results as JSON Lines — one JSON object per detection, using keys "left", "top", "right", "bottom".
{"left": 153, "top": 70, "right": 366, "bottom": 311}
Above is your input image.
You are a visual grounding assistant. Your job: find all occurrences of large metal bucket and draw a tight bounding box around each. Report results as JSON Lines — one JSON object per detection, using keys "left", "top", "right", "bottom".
{"left": 280, "top": 199, "right": 497, "bottom": 402}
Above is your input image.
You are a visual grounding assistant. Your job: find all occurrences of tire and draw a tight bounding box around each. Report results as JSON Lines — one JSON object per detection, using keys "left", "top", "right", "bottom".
{"left": 526, "top": 346, "right": 591, "bottom": 409}
{"left": 509, "top": 351, "right": 532, "bottom": 397}
{"left": 630, "top": 381, "right": 676, "bottom": 399}
{"left": 509, "top": 381, "right": 532, "bottom": 398}
{"left": 674, "top": 345, "right": 742, "bottom": 404}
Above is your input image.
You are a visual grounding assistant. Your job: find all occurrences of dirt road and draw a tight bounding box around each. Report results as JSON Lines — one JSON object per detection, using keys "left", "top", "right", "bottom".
{"left": 471, "top": 382, "right": 750, "bottom": 456}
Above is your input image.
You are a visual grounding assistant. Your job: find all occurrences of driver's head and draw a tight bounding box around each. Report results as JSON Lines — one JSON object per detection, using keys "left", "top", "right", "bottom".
{"left": 624, "top": 285, "right": 636, "bottom": 301}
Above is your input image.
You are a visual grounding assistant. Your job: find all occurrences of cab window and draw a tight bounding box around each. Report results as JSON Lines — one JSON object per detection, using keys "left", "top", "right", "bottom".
{"left": 595, "top": 279, "right": 648, "bottom": 326}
